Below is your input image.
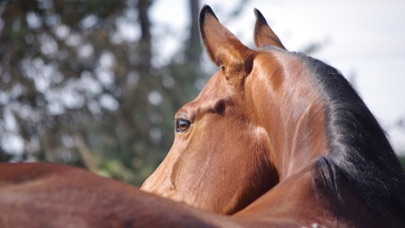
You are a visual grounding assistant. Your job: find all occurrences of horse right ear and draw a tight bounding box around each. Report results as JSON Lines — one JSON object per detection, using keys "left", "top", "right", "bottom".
{"left": 199, "top": 5, "right": 254, "bottom": 86}
{"left": 254, "top": 9, "right": 286, "bottom": 50}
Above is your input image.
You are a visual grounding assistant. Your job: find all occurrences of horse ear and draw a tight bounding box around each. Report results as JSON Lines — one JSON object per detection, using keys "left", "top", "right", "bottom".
{"left": 254, "top": 9, "right": 286, "bottom": 50}
{"left": 199, "top": 5, "right": 254, "bottom": 82}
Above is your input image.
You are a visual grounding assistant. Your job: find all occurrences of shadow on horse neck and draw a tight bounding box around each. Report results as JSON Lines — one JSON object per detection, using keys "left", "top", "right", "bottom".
{"left": 142, "top": 5, "right": 405, "bottom": 226}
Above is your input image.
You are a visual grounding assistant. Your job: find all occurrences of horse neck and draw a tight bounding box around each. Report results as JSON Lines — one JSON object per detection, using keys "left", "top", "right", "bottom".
{"left": 248, "top": 51, "right": 405, "bottom": 223}
{"left": 247, "top": 52, "right": 329, "bottom": 181}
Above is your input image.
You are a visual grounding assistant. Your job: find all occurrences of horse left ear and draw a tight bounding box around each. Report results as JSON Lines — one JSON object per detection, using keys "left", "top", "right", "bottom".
{"left": 199, "top": 5, "right": 254, "bottom": 84}
{"left": 254, "top": 9, "right": 286, "bottom": 50}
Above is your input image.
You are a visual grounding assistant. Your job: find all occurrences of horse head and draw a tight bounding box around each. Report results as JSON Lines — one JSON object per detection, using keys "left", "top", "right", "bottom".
{"left": 142, "top": 7, "right": 279, "bottom": 214}
{"left": 141, "top": 6, "right": 405, "bottom": 221}
{"left": 141, "top": 6, "right": 323, "bottom": 214}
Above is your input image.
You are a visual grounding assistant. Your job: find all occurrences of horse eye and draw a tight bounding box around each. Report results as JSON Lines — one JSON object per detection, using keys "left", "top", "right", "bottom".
{"left": 176, "top": 119, "right": 191, "bottom": 133}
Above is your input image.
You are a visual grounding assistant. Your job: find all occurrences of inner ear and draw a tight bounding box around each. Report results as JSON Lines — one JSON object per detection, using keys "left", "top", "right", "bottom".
{"left": 199, "top": 5, "right": 254, "bottom": 80}
{"left": 254, "top": 9, "right": 286, "bottom": 50}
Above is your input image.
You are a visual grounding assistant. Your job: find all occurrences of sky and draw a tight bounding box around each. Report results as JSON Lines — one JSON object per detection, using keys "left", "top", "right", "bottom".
{"left": 151, "top": 0, "right": 405, "bottom": 154}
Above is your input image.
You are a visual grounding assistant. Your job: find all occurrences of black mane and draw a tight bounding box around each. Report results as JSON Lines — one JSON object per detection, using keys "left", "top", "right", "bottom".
{"left": 302, "top": 55, "right": 405, "bottom": 220}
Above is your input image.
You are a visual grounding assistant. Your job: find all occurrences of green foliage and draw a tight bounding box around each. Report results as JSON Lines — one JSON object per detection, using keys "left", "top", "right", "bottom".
{"left": 0, "top": 0, "right": 202, "bottom": 186}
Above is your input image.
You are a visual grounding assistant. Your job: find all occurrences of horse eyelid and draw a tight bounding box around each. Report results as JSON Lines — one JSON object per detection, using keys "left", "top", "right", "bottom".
{"left": 175, "top": 118, "right": 191, "bottom": 133}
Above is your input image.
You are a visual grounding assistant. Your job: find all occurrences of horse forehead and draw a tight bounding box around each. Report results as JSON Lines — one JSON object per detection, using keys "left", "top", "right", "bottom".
{"left": 176, "top": 71, "right": 227, "bottom": 115}
{"left": 198, "top": 71, "right": 230, "bottom": 100}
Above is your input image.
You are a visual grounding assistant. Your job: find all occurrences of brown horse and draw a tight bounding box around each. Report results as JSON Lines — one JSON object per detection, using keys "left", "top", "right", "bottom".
{"left": 142, "top": 5, "right": 405, "bottom": 226}
{"left": 1, "top": 5, "right": 405, "bottom": 227}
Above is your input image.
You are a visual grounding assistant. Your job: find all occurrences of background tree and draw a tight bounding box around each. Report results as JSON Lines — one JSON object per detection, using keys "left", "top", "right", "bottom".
{"left": 0, "top": 0, "right": 208, "bottom": 185}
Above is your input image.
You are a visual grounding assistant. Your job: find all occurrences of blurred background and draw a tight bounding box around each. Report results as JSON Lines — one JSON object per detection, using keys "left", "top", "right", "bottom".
{"left": 1, "top": 0, "right": 404, "bottom": 186}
